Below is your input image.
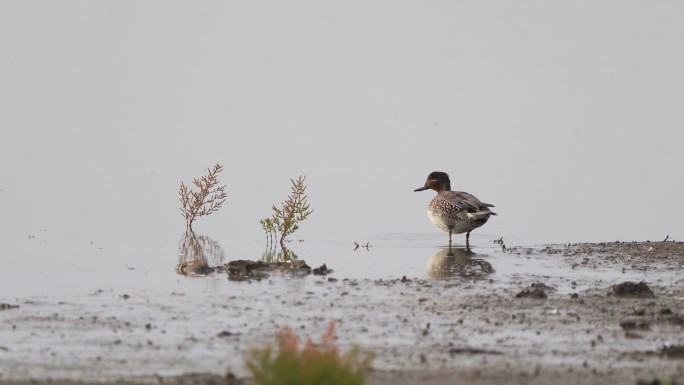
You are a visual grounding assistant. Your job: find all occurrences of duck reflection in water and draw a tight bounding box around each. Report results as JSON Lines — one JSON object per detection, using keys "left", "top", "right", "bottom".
{"left": 175, "top": 231, "right": 225, "bottom": 276}
{"left": 426, "top": 246, "right": 494, "bottom": 280}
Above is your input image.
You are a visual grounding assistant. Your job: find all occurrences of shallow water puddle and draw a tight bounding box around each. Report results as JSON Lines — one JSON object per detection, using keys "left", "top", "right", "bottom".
{"left": 2, "top": 238, "right": 683, "bottom": 380}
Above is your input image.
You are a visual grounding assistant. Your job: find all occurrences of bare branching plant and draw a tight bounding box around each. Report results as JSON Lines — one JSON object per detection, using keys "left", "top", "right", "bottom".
{"left": 260, "top": 175, "right": 314, "bottom": 249}
{"left": 179, "top": 163, "right": 227, "bottom": 231}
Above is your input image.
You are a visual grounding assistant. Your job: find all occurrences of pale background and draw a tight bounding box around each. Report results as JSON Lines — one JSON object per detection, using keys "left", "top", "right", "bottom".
{"left": 2, "top": 4, "right": 684, "bottom": 380}
{"left": 1, "top": 2, "right": 682, "bottom": 271}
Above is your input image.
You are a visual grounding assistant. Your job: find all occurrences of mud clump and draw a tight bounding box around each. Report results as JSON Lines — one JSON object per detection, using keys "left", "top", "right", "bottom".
{"left": 612, "top": 281, "right": 654, "bottom": 298}
{"left": 516, "top": 282, "right": 552, "bottom": 299}
{"left": 158, "top": 373, "right": 245, "bottom": 385}
{"left": 312, "top": 263, "right": 333, "bottom": 275}
{"left": 225, "top": 259, "right": 313, "bottom": 281}
{"left": 448, "top": 347, "right": 503, "bottom": 356}
{"left": 0, "top": 303, "right": 19, "bottom": 310}
{"left": 176, "top": 260, "right": 217, "bottom": 276}
{"left": 660, "top": 345, "right": 684, "bottom": 359}
{"left": 619, "top": 317, "right": 651, "bottom": 330}
{"left": 638, "top": 379, "right": 681, "bottom": 385}
{"left": 660, "top": 312, "right": 684, "bottom": 326}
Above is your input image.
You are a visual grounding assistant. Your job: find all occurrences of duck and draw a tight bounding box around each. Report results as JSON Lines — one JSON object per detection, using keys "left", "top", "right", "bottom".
{"left": 414, "top": 171, "right": 496, "bottom": 247}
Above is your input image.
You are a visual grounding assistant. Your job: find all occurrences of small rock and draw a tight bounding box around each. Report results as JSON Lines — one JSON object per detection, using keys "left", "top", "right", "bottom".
{"left": 225, "top": 259, "right": 312, "bottom": 281}
{"left": 624, "top": 331, "right": 643, "bottom": 339}
{"left": 637, "top": 379, "right": 680, "bottom": 385}
{"left": 176, "top": 260, "right": 215, "bottom": 276}
{"left": 619, "top": 317, "right": 650, "bottom": 330}
{"left": 612, "top": 282, "right": 654, "bottom": 298}
{"left": 660, "top": 344, "right": 684, "bottom": 359}
{"left": 313, "top": 264, "right": 333, "bottom": 275}
{"left": 661, "top": 313, "right": 684, "bottom": 326}
{"left": 530, "top": 282, "right": 554, "bottom": 291}
{"left": 656, "top": 308, "right": 672, "bottom": 316}
{"left": 516, "top": 283, "right": 548, "bottom": 299}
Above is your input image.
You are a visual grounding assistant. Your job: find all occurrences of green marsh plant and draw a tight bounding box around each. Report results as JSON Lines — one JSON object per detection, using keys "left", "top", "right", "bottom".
{"left": 245, "top": 320, "right": 373, "bottom": 385}
{"left": 179, "top": 163, "right": 227, "bottom": 231}
{"left": 260, "top": 175, "right": 314, "bottom": 249}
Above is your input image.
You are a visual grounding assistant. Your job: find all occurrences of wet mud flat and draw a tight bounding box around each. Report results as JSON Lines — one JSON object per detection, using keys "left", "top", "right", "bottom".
{"left": 1, "top": 241, "right": 684, "bottom": 385}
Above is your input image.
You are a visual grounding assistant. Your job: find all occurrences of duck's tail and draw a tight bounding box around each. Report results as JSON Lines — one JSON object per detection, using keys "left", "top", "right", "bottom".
{"left": 467, "top": 209, "right": 496, "bottom": 219}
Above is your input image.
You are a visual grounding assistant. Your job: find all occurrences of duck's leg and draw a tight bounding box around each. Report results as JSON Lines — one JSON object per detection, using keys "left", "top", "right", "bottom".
{"left": 466, "top": 231, "right": 471, "bottom": 247}
{"left": 448, "top": 229, "right": 453, "bottom": 246}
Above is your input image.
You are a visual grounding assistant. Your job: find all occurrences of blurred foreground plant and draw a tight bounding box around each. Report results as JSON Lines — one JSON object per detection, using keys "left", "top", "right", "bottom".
{"left": 246, "top": 321, "right": 373, "bottom": 385}
{"left": 179, "top": 163, "right": 227, "bottom": 231}
{"left": 260, "top": 175, "right": 313, "bottom": 248}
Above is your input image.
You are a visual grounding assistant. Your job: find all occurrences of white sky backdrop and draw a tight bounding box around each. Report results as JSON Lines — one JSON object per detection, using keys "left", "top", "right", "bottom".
{"left": 1, "top": 1, "right": 682, "bottom": 247}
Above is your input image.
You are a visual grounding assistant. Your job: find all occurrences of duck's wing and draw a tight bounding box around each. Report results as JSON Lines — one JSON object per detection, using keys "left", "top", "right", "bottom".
{"left": 441, "top": 191, "right": 497, "bottom": 217}
{"left": 437, "top": 191, "right": 479, "bottom": 212}
{"left": 451, "top": 191, "right": 495, "bottom": 210}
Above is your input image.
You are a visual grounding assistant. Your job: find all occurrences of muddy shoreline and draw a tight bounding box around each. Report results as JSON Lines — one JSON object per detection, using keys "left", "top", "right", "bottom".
{"left": 1, "top": 241, "right": 683, "bottom": 385}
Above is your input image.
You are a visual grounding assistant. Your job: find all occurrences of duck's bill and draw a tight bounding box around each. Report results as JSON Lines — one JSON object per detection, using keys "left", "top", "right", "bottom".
{"left": 414, "top": 185, "right": 429, "bottom": 192}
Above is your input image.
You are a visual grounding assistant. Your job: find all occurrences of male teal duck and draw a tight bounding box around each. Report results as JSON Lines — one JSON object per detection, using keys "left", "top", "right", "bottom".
{"left": 414, "top": 171, "right": 496, "bottom": 247}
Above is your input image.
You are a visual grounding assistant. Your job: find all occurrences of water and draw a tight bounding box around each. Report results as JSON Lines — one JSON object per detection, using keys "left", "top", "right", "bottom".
{"left": 2, "top": 234, "right": 680, "bottom": 380}
{"left": 1, "top": 226, "right": 682, "bottom": 379}
{"left": 1, "top": 228, "right": 675, "bottom": 299}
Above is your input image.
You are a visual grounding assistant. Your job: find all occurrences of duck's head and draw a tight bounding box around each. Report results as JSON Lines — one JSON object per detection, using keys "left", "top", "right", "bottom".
{"left": 414, "top": 171, "right": 451, "bottom": 192}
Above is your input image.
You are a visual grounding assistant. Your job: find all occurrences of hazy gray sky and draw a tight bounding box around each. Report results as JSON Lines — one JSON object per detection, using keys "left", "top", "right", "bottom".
{"left": 2, "top": 1, "right": 682, "bottom": 247}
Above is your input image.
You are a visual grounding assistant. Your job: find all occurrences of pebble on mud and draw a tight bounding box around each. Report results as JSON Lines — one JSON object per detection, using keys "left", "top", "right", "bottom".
{"left": 225, "top": 259, "right": 315, "bottom": 281}
{"left": 176, "top": 260, "right": 216, "bottom": 276}
{"left": 448, "top": 347, "right": 503, "bottom": 356}
{"left": 611, "top": 281, "right": 655, "bottom": 298}
{"left": 660, "top": 344, "right": 684, "bottom": 359}
{"left": 516, "top": 283, "right": 550, "bottom": 299}
{"left": 312, "top": 264, "right": 333, "bottom": 275}
{"left": 619, "top": 317, "right": 651, "bottom": 330}
{"left": 637, "top": 379, "right": 681, "bottom": 385}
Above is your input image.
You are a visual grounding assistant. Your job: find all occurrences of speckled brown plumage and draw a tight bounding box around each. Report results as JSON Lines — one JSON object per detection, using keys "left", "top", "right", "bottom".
{"left": 415, "top": 171, "right": 496, "bottom": 247}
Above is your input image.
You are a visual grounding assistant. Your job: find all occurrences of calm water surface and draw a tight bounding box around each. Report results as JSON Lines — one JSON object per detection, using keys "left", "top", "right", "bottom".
{"left": 0, "top": 227, "right": 670, "bottom": 300}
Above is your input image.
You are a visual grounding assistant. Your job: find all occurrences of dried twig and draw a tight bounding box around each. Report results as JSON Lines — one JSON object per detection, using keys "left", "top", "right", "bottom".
{"left": 179, "top": 164, "right": 227, "bottom": 231}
